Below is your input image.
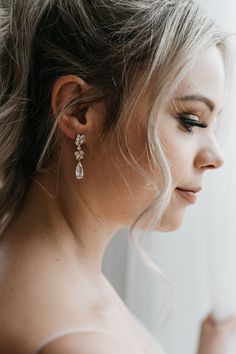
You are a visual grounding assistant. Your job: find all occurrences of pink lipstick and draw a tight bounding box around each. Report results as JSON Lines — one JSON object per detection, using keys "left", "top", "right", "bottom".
{"left": 176, "top": 188, "right": 198, "bottom": 204}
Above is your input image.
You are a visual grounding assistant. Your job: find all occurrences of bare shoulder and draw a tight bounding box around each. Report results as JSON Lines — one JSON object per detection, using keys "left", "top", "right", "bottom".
{"left": 37, "top": 331, "right": 132, "bottom": 354}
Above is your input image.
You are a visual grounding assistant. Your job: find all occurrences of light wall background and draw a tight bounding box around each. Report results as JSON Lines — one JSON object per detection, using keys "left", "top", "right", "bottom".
{"left": 102, "top": 1, "right": 236, "bottom": 354}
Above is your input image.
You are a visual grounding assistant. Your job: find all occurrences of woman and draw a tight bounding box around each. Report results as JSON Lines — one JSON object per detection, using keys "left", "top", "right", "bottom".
{"left": 0, "top": 1, "right": 236, "bottom": 353}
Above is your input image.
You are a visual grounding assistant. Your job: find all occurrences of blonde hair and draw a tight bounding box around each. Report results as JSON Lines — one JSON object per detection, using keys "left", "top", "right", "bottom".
{"left": 0, "top": 0, "right": 228, "bottom": 331}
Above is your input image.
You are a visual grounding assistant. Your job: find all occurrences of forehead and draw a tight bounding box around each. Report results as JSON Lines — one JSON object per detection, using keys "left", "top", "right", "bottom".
{"left": 176, "top": 46, "right": 225, "bottom": 110}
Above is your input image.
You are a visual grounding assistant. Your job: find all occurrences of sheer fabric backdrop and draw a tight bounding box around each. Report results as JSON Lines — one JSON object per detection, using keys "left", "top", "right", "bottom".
{"left": 102, "top": 1, "right": 236, "bottom": 353}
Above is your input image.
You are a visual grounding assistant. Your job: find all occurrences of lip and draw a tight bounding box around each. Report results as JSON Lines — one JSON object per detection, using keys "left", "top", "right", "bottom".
{"left": 175, "top": 188, "right": 200, "bottom": 204}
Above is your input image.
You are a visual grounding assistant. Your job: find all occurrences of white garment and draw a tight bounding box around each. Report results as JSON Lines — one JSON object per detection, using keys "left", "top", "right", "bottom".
{"left": 33, "top": 326, "right": 166, "bottom": 354}
{"left": 33, "top": 327, "right": 119, "bottom": 354}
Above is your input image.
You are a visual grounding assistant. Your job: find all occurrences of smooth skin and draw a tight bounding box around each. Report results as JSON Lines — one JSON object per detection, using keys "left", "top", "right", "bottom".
{"left": 0, "top": 45, "right": 236, "bottom": 354}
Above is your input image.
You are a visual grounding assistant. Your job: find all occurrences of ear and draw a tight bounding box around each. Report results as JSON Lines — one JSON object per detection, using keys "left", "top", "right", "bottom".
{"left": 51, "top": 75, "right": 104, "bottom": 141}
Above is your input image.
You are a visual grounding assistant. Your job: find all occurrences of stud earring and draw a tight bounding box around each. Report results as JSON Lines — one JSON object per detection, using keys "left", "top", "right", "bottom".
{"left": 74, "top": 134, "right": 85, "bottom": 180}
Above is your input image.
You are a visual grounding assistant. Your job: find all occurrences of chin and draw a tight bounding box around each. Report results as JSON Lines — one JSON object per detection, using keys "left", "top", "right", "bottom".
{"left": 157, "top": 223, "right": 181, "bottom": 232}
{"left": 156, "top": 211, "right": 185, "bottom": 232}
{"left": 129, "top": 205, "right": 187, "bottom": 233}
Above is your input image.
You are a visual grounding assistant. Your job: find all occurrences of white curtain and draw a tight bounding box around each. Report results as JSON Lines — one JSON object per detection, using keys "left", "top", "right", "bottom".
{"left": 103, "top": 2, "right": 236, "bottom": 354}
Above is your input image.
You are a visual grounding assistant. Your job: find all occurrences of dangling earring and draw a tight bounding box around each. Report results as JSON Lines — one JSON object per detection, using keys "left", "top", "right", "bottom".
{"left": 74, "top": 134, "right": 85, "bottom": 180}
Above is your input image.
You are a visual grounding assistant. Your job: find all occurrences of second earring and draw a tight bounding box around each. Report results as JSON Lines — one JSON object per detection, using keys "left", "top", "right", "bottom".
{"left": 75, "top": 134, "right": 85, "bottom": 180}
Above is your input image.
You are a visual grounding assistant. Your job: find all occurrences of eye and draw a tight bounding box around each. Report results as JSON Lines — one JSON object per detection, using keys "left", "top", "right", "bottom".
{"left": 176, "top": 112, "right": 208, "bottom": 134}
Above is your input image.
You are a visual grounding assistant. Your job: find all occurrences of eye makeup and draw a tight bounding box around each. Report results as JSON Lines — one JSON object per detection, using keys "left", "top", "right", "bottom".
{"left": 176, "top": 112, "right": 208, "bottom": 134}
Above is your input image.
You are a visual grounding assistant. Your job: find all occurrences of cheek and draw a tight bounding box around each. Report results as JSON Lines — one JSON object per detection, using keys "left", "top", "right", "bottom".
{"left": 97, "top": 137, "right": 158, "bottom": 226}
{"left": 153, "top": 135, "right": 196, "bottom": 231}
{"left": 160, "top": 130, "right": 193, "bottom": 182}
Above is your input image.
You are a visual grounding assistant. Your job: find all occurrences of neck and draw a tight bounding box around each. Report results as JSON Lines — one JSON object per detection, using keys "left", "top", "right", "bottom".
{"left": 4, "top": 169, "right": 120, "bottom": 278}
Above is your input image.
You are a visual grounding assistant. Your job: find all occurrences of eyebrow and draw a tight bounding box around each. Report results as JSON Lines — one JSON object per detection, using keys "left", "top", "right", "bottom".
{"left": 174, "top": 94, "right": 215, "bottom": 112}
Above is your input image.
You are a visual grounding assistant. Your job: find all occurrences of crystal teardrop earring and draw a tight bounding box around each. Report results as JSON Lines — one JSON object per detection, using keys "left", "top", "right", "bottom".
{"left": 74, "top": 134, "right": 85, "bottom": 180}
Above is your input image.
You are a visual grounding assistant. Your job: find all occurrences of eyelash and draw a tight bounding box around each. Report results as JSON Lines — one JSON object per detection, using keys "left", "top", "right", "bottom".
{"left": 177, "top": 112, "right": 208, "bottom": 134}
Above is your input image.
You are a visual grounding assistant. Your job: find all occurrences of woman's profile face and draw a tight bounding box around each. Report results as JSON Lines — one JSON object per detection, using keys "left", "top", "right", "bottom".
{"left": 153, "top": 45, "right": 226, "bottom": 231}
{"left": 107, "top": 45, "right": 225, "bottom": 232}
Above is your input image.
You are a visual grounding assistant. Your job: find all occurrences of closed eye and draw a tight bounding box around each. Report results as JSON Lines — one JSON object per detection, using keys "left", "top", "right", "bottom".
{"left": 177, "top": 112, "right": 208, "bottom": 134}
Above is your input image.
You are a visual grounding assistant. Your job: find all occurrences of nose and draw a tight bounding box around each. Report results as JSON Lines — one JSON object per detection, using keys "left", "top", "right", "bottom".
{"left": 194, "top": 139, "right": 225, "bottom": 170}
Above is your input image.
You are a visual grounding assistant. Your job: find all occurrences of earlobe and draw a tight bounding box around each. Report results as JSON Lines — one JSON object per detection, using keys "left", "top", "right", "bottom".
{"left": 56, "top": 100, "right": 89, "bottom": 141}
{"left": 57, "top": 115, "right": 83, "bottom": 141}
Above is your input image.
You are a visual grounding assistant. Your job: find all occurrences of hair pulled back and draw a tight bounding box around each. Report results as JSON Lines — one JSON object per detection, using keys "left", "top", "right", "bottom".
{"left": 0, "top": 2, "right": 228, "bottom": 320}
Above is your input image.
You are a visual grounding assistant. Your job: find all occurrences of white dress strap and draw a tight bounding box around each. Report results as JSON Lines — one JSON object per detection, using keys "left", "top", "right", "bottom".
{"left": 33, "top": 327, "right": 119, "bottom": 354}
